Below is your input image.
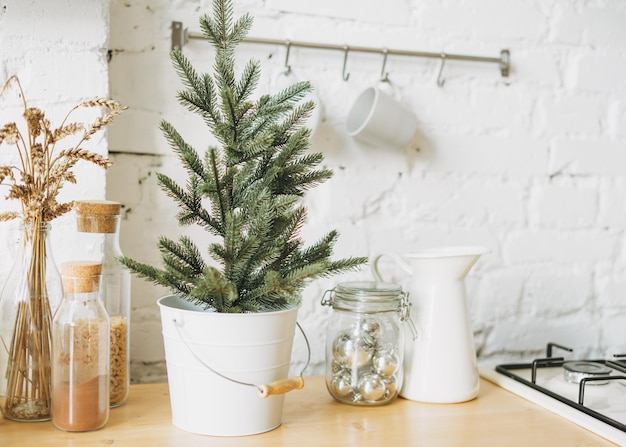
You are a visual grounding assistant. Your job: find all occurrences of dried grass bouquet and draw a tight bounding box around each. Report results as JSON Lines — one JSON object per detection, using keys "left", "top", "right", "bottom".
{"left": 0, "top": 75, "right": 125, "bottom": 225}
{"left": 0, "top": 75, "right": 125, "bottom": 421}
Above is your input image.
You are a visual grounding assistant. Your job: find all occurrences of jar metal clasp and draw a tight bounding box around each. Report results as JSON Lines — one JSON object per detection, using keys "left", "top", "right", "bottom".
{"left": 321, "top": 288, "right": 335, "bottom": 307}
{"left": 400, "top": 291, "right": 418, "bottom": 341}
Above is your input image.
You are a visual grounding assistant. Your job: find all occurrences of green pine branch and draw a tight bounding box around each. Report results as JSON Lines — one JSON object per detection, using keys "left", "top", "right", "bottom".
{"left": 160, "top": 121, "right": 207, "bottom": 179}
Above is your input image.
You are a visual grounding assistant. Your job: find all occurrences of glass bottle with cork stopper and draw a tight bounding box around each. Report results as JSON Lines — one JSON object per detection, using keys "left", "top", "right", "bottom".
{"left": 52, "top": 261, "right": 110, "bottom": 432}
{"left": 74, "top": 201, "right": 130, "bottom": 407}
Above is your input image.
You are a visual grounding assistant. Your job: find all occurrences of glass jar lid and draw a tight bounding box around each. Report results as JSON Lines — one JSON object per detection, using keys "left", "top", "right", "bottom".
{"left": 322, "top": 281, "right": 404, "bottom": 313}
{"left": 335, "top": 281, "right": 402, "bottom": 299}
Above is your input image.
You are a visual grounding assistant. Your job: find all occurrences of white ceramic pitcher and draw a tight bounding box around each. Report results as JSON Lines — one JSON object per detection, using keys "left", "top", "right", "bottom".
{"left": 372, "top": 246, "right": 490, "bottom": 403}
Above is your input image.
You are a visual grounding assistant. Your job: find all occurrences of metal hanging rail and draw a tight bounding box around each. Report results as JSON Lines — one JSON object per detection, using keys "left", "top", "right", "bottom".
{"left": 171, "top": 21, "right": 510, "bottom": 81}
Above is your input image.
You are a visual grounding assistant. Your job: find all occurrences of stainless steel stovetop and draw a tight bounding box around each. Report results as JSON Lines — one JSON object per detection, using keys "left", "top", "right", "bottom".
{"left": 480, "top": 343, "right": 626, "bottom": 446}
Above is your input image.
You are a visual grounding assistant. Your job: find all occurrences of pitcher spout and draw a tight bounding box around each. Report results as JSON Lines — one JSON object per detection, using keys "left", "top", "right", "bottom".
{"left": 405, "top": 246, "right": 490, "bottom": 281}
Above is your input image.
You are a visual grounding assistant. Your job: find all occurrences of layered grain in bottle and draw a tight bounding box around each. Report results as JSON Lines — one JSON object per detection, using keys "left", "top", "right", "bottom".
{"left": 75, "top": 201, "right": 130, "bottom": 407}
{"left": 52, "top": 261, "right": 110, "bottom": 431}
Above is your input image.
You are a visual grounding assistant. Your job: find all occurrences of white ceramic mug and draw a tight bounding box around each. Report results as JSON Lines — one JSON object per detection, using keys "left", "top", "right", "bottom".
{"left": 346, "top": 86, "right": 417, "bottom": 148}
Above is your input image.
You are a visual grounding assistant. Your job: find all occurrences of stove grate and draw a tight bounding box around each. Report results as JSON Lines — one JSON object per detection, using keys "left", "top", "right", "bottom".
{"left": 495, "top": 343, "right": 626, "bottom": 434}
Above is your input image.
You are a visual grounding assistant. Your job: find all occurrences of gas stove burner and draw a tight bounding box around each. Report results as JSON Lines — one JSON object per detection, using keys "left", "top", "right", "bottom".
{"left": 563, "top": 361, "right": 611, "bottom": 385}
{"left": 490, "top": 343, "right": 626, "bottom": 444}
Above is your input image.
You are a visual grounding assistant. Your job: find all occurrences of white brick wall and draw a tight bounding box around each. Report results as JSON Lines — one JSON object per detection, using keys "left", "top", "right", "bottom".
{"left": 104, "top": 0, "right": 626, "bottom": 382}
{"left": 0, "top": 1, "right": 110, "bottom": 272}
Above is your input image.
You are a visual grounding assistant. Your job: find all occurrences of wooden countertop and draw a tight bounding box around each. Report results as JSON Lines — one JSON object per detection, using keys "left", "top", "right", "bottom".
{"left": 0, "top": 376, "right": 617, "bottom": 446}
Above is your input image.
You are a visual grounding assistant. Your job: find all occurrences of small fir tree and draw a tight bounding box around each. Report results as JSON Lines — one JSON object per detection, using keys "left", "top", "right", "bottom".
{"left": 120, "top": 0, "right": 366, "bottom": 313}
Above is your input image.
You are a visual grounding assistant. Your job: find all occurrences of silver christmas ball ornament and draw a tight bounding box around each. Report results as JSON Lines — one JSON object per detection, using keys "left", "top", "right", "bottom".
{"left": 353, "top": 342, "right": 374, "bottom": 368}
{"left": 330, "top": 359, "right": 344, "bottom": 375}
{"left": 358, "top": 318, "right": 382, "bottom": 339}
{"left": 332, "top": 332, "right": 374, "bottom": 368}
{"left": 332, "top": 332, "right": 356, "bottom": 365}
{"left": 372, "top": 346, "right": 400, "bottom": 377}
{"left": 357, "top": 373, "right": 386, "bottom": 401}
{"left": 383, "top": 375, "right": 398, "bottom": 399}
{"left": 331, "top": 371, "right": 353, "bottom": 397}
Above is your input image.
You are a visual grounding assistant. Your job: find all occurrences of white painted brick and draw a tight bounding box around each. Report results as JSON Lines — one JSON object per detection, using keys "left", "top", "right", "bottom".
{"left": 601, "top": 315, "right": 626, "bottom": 357}
{"left": 397, "top": 174, "right": 461, "bottom": 223}
{"left": 4, "top": 52, "right": 108, "bottom": 102}
{"left": 597, "top": 178, "right": 626, "bottom": 228}
{"left": 550, "top": 139, "right": 626, "bottom": 176}
{"left": 522, "top": 268, "right": 592, "bottom": 317}
{"left": 110, "top": 0, "right": 162, "bottom": 52}
{"left": 607, "top": 98, "right": 626, "bottom": 139}
{"left": 109, "top": 51, "right": 178, "bottom": 113}
{"left": 611, "top": 99, "right": 626, "bottom": 139}
{"left": 508, "top": 49, "right": 562, "bottom": 88}
{"left": 413, "top": 134, "right": 549, "bottom": 176}
{"left": 311, "top": 164, "right": 401, "bottom": 223}
{"left": 503, "top": 229, "right": 615, "bottom": 264}
{"left": 130, "top": 362, "right": 167, "bottom": 384}
{"left": 419, "top": 0, "right": 548, "bottom": 41}
{"left": 528, "top": 180, "right": 597, "bottom": 228}
{"left": 573, "top": 52, "right": 626, "bottom": 92}
{"left": 401, "top": 174, "right": 525, "bottom": 226}
{"left": 483, "top": 319, "right": 602, "bottom": 357}
{"left": 267, "top": 0, "right": 411, "bottom": 25}
{"left": 554, "top": 5, "right": 626, "bottom": 48}
{"left": 595, "top": 265, "right": 626, "bottom": 355}
{"left": 131, "top": 313, "right": 166, "bottom": 363}
{"left": 473, "top": 268, "right": 525, "bottom": 322}
{"left": 411, "top": 84, "right": 533, "bottom": 134}
{"left": 538, "top": 94, "right": 606, "bottom": 136}
{"left": 0, "top": 0, "right": 108, "bottom": 50}
{"left": 595, "top": 268, "right": 626, "bottom": 310}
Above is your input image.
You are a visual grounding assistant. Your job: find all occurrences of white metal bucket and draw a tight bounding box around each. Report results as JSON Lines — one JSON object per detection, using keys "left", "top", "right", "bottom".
{"left": 158, "top": 295, "right": 300, "bottom": 436}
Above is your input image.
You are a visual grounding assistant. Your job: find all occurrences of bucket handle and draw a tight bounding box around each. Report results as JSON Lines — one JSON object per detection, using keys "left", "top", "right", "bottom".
{"left": 258, "top": 376, "right": 304, "bottom": 398}
{"left": 172, "top": 317, "right": 309, "bottom": 398}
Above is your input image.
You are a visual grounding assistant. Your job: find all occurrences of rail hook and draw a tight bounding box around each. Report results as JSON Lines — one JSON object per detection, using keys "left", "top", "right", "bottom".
{"left": 380, "top": 48, "right": 390, "bottom": 82}
{"left": 437, "top": 52, "right": 446, "bottom": 87}
{"left": 284, "top": 40, "right": 292, "bottom": 74}
{"left": 342, "top": 45, "right": 350, "bottom": 81}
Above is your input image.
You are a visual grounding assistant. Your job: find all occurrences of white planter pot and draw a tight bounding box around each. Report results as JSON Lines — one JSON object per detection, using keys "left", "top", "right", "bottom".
{"left": 157, "top": 295, "right": 300, "bottom": 436}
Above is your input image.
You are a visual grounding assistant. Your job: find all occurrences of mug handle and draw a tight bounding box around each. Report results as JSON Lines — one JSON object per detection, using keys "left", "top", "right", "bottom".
{"left": 371, "top": 252, "right": 412, "bottom": 282}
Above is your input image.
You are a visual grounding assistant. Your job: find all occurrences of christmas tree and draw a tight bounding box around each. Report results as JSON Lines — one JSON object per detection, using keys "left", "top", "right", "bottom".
{"left": 120, "top": 0, "right": 366, "bottom": 313}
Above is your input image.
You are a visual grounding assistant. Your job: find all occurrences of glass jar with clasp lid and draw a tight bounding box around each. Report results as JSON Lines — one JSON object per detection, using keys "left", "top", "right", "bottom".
{"left": 321, "top": 281, "right": 414, "bottom": 406}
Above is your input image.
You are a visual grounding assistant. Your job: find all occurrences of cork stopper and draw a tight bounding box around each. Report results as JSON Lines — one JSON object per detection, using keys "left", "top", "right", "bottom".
{"left": 61, "top": 261, "right": 102, "bottom": 293}
{"left": 75, "top": 200, "right": 121, "bottom": 216}
{"left": 75, "top": 200, "right": 121, "bottom": 234}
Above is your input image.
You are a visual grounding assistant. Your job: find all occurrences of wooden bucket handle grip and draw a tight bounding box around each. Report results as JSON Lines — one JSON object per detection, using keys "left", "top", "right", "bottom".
{"left": 258, "top": 376, "right": 305, "bottom": 398}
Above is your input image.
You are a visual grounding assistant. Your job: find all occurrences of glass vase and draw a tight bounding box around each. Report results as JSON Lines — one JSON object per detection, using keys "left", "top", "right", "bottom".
{"left": 0, "top": 223, "right": 62, "bottom": 421}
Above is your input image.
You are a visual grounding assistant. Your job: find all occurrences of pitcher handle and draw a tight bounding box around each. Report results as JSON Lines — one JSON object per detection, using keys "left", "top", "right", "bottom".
{"left": 372, "top": 252, "right": 412, "bottom": 282}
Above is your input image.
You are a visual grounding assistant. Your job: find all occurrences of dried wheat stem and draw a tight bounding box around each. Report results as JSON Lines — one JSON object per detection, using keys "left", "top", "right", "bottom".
{"left": 3, "top": 222, "right": 53, "bottom": 418}
{"left": 0, "top": 75, "right": 27, "bottom": 110}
